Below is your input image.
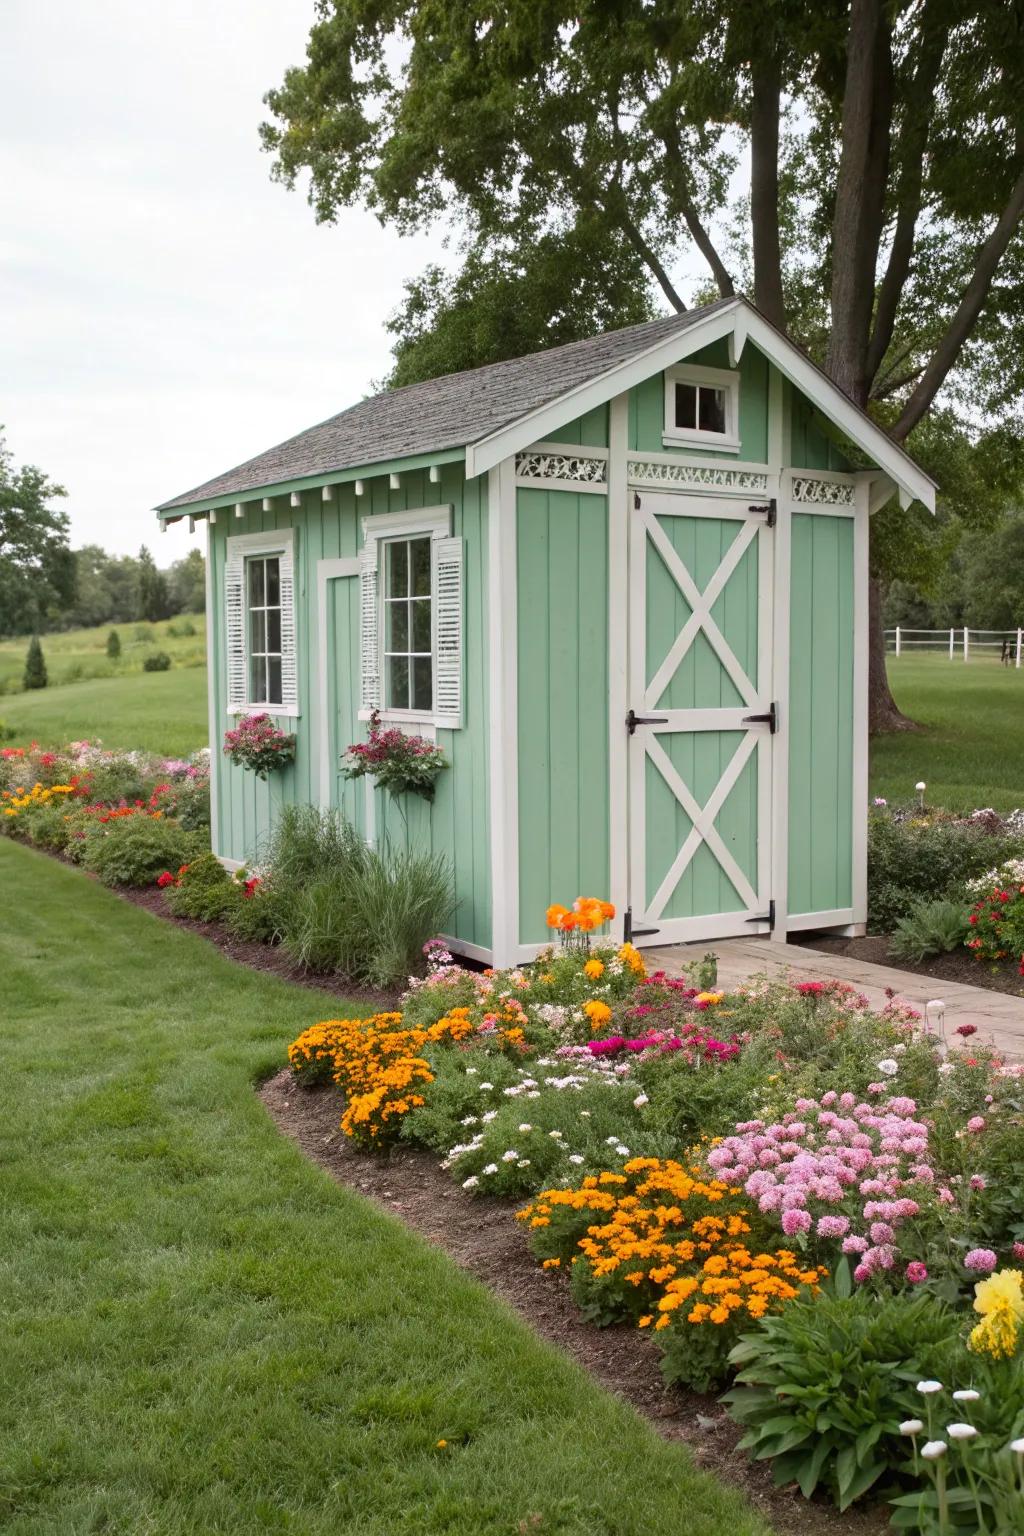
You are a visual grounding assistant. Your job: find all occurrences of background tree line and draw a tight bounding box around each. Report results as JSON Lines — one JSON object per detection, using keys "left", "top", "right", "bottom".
{"left": 884, "top": 506, "right": 1024, "bottom": 632}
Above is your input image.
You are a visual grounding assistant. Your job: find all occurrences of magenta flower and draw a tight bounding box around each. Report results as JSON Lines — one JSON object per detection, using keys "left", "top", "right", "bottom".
{"left": 967, "top": 1116, "right": 986, "bottom": 1134}
{"left": 906, "top": 1262, "right": 929, "bottom": 1284}
{"left": 964, "top": 1248, "right": 998, "bottom": 1274}
{"left": 781, "top": 1208, "right": 812, "bottom": 1236}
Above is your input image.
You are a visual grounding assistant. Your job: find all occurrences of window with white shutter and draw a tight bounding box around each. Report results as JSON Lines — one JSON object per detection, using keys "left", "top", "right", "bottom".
{"left": 358, "top": 505, "right": 463, "bottom": 730}
{"left": 224, "top": 528, "right": 299, "bottom": 717}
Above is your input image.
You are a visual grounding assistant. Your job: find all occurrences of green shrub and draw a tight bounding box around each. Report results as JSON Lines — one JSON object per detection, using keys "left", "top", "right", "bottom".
{"left": 23, "top": 636, "right": 47, "bottom": 690}
{"left": 106, "top": 629, "right": 121, "bottom": 659}
{"left": 890, "top": 899, "right": 970, "bottom": 962}
{"left": 166, "top": 618, "right": 196, "bottom": 637}
{"left": 723, "top": 1288, "right": 960, "bottom": 1511}
{"left": 82, "top": 815, "right": 203, "bottom": 887}
{"left": 16, "top": 801, "right": 77, "bottom": 851}
{"left": 143, "top": 651, "right": 172, "bottom": 672}
{"left": 165, "top": 852, "right": 240, "bottom": 921}
{"left": 868, "top": 812, "right": 1024, "bottom": 931}
{"left": 133, "top": 624, "right": 153, "bottom": 642}
{"left": 159, "top": 777, "right": 210, "bottom": 832}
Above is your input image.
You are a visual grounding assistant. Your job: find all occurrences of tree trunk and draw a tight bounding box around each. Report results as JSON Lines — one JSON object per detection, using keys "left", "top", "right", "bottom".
{"left": 868, "top": 575, "right": 915, "bottom": 734}
{"left": 750, "top": 55, "right": 786, "bottom": 328}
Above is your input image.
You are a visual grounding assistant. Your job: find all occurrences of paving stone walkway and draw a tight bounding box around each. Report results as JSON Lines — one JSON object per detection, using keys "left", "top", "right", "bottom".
{"left": 645, "top": 937, "right": 1024, "bottom": 1058}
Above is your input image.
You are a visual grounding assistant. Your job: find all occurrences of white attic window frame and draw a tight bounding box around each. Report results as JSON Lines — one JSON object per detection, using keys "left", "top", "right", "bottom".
{"left": 663, "top": 362, "right": 741, "bottom": 452}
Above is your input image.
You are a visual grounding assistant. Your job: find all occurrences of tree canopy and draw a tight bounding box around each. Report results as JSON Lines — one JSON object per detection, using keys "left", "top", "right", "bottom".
{"left": 0, "top": 432, "right": 73, "bottom": 637}
{"left": 262, "top": 0, "right": 1024, "bottom": 725}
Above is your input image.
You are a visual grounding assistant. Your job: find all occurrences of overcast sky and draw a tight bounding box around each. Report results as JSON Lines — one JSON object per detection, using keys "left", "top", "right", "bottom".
{"left": 1, "top": 0, "right": 449, "bottom": 562}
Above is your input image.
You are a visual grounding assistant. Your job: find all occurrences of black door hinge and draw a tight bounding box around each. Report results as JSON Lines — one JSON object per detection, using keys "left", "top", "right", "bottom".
{"left": 634, "top": 491, "right": 642, "bottom": 510}
{"left": 626, "top": 708, "right": 669, "bottom": 735}
{"left": 748, "top": 497, "right": 777, "bottom": 528}
{"left": 623, "top": 907, "right": 660, "bottom": 944}
{"left": 746, "top": 899, "right": 776, "bottom": 927}
{"left": 742, "top": 701, "right": 778, "bottom": 734}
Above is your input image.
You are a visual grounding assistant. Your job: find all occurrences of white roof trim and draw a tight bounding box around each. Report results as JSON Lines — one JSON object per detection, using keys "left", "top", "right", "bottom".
{"left": 466, "top": 297, "right": 936, "bottom": 513}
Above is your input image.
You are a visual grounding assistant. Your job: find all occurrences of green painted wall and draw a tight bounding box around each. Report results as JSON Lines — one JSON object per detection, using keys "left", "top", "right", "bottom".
{"left": 789, "top": 390, "right": 853, "bottom": 472}
{"left": 541, "top": 404, "right": 609, "bottom": 448}
{"left": 516, "top": 487, "right": 610, "bottom": 944}
{"left": 207, "top": 462, "right": 492, "bottom": 949}
{"left": 788, "top": 513, "right": 855, "bottom": 916}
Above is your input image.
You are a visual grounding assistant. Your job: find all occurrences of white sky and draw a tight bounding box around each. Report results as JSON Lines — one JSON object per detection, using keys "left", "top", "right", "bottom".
{"left": 0, "top": 0, "right": 449, "bottom": 562}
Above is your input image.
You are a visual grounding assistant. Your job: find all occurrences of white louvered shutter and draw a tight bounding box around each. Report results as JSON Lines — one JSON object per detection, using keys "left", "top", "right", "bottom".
{"left": 433, "top": 535, "right": 464, "bottom": 727}
{"left": 359, "top": 545, "right": 380, "bottom": 711}
{"left": 278, "top": 540, "right": 299, "bottom": 712}
{"left": 225, "top": 549, "right": 247, "bottom": 712}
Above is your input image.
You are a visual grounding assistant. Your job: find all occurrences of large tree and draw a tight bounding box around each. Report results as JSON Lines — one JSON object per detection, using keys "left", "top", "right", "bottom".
{"left": 0, "top": 431, "right": 73, "bottom": 637}
{"left": 261, "top": 0, "right": 1024, "bottom": 729}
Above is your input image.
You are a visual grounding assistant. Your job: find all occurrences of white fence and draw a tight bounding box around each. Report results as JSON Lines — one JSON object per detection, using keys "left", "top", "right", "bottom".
{"left": 886, "top": 627, "right": 1024, "bottom": 665}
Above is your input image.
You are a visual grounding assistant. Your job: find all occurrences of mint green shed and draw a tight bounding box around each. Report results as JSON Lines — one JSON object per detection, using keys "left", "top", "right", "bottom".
{"left": 156, "top": 297, "right": 935, "bottom": 967}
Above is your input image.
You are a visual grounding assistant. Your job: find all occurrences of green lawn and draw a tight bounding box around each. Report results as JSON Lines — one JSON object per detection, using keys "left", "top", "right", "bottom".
{"left": 0, "top": 840, "right": 768, "bottom": 1536}
{"left": 871, "top": 653, "right": 1024, "bottom": 812}
{"left": 0, "top": 668, "right": 208, "bottom": 757}
{"left": 0, "top": 616, "right": 207, "bottom": 692}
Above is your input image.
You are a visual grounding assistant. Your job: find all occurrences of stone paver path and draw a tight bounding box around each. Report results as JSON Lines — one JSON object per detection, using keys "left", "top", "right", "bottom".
{"left": 645, "top": 937, "right": 1024, "bottom": 1058}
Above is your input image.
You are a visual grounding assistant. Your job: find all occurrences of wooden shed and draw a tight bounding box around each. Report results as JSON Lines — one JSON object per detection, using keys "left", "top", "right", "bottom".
{"left": 156, "top": 296, "right": 935, "bottom": 967}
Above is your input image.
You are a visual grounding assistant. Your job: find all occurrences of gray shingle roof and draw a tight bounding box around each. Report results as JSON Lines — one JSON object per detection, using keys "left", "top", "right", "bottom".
{"left": 156, "top": 299, "right": 736, "bottom": 511}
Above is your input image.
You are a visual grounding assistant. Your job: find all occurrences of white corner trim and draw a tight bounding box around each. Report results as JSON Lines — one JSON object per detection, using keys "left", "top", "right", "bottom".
{"left": 204, "top": 520, "right": 220, "bottom": 856}
{"left": 465, "top": 299, "right": 936, "bottom": 512}
{"left": 770, "top": 470, "right": 792, "bottom": 942}
{"left": 316, "top": 556, "right": 361, "bottom": 806}
{"left": 607, "top": 392, "right": 629, "bottom": 945}
{"left": 361, "top": 506, "right": 452, "bottom": 546}
{"left": 852, "top": 481, "right": 870, "bottom": 927}
{"left": 488, "top": 457, "right": 519, "bottom": 967}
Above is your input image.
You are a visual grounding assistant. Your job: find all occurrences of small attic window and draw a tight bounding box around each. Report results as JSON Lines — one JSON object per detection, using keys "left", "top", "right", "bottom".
{"left": 664, "top": 364, "right": 741, "bottom": 451}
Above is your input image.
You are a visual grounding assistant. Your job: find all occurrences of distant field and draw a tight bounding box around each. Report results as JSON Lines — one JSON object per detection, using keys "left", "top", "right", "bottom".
{"left": 872, "top": 653, "right": 1024, "bottom": 812}
{"left": 0, "top": 615, "right": 207, "bottom": 693}
{"left": 0, "top": 669, "right": 208, "bottom": 757}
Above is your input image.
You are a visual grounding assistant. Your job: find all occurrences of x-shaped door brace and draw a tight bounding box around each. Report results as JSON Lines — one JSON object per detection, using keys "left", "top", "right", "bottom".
{"left": 642, "top": 510, "right": 759, "bottom": 712}
{"left": 644, "top": 731, "right": 760, "bottom": 918}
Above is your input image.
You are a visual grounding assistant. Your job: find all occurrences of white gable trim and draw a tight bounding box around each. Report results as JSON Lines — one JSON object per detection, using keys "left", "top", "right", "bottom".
{"left": 465, "top": 299, "right": 936, "bottom": 514}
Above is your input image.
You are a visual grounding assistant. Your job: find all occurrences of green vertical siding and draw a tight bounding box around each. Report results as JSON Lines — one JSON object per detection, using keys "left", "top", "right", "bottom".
{"left": 788, "top": 513, "right": 855, "bottom": 915}
{"left": 541, "top": 404, "right": 609, "bottom": 447}
{"left": 516, "top": 487, "right": 610, "bottom": 944}
{"left": 209, "top": 462, "right": 491, "bottom": 950}
{"left": 789, "top": 388, "right": 853, "bottom": 471}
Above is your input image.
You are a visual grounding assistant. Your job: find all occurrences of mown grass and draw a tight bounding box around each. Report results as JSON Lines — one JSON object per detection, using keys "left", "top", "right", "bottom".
{"left": 0, "top": 616, "right": 207, "bottom": 693}
{"left": 0, "top": 839, "right": 769, "bottom": 1536}
{"left": 872, "top": 654, "right": 1024, "bottom": 812}
{"left": 0, "top": 668, "right": 208, "bottom": 756}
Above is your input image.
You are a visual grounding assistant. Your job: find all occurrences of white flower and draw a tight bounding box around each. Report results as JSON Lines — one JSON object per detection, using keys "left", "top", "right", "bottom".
{"left": 580, "top": 1110, "right": 591, "bottom": 1118}
{"left": 893, "top": 1044, "right": 906, "bottom": 1055}
{"left": 461, "top": 1116, "right": 479, "bottom": 1126}
{"left": 921, "top": 1441, "right": 947, "bottom": 1460}
{"left": 465, "top": 1067, "right": 478, "bottom": 1076}
{"left": 518, "top": 1159, "right": 531, "bottom": 1168}
{"left": 569, "top": 1154, "right": 585, "bottom": 1165}
{"left": 482, "top": 1110, "right": 498, "bottom": 1124}
{"left": 462, "top": 1176, "right": 479, "bottom": 1190}
{"left": 548, "top": 1130, "right": 563, "bottom": 1140}
{"left": 518, "top": 1124, "right": 532, "bottom": 1134}
{"left": 482, "top": 1163, "right": 498, "bottom": 1175}
{"left": 479, "top": 1082, "right": 494, "bottom": 1091}
{"left": 501, "top": 1149, "right": 518, "bottom": 1162}
{"left": 527, "top": 1091, "right": 540, "bottom": 1099}
{"left": 917, "top": 1380, "right": 944, "bottom": 1395}
{"left": 606, "top": 1136, "right": 619, "bottom": 1145}
{"left": 877, "top": 1059, "right": 899, "bottom": 1077}
{"left": 900, "top": 1420, "right": 924, "bottom": 1436}
{"left": 938, "top": 1062, "right": 955, "bottom": 1076}
{"left": 1010, "top": 1438, "right": 1024, "bottom": 1455}
{"left": 633, "top": 1094, "right": 649, "bottom": 1108}
{"left": 946, "top": 1423, "right": 978, "bottom": 1441}
{"left": 916, "top": 782, "right": 926, "bottom": 791}
{"left": 615, "top": 1145, "right": 630, "bottom": 1157}
{"left": 952, "top": 1390, "right": 980, "bottom": 1403}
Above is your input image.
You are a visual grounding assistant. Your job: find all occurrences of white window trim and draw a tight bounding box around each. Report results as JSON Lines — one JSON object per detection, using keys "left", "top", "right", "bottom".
{"left": 663, "top": 363, "right": 741, "bottom": 453}
{"left": 225, "top": 527, "right": 300, "bottom": 718}
{"left": 358, "top": 506, "right": 456, "bottom": 729}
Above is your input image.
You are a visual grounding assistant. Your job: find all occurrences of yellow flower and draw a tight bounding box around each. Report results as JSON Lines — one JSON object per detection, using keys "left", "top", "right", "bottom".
{"left": 968, "top": 1269, "right": 1024, "bottom": 1358}
{"left": 584, "top": 958, "right": 605, "bottom": 980}
{"left": 582, "top": 999, "right": 612, "bottom": 1028}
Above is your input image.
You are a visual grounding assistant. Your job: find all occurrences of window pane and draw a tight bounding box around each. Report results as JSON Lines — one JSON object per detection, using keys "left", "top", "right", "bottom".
{"left": 410, "top": 536, "right": 431, "bottom": 597}
{"left": 412, "top": 656, "right": 433, "bottom": 711}
{"left": 675, "top": 382, "right": 697, "bottom": 429}
{"left": 250, "top": 610, "right": 267, "bottom": 654}
{"left": 250, "top": 657, "right": 266, "bottom": 703}
{"left": 699, "top": 386, "right": 727, "bottom": 434}
{"left": 411, "top": 598, "right": 431, "bottom": 651}
{"left": 266, "top": 608, "right": 282, "bottom": 654}
{"left": 387, "top": 655, "right": 410, "bottom": 709}
{"left": 386, "top": 540, "right": 408, "bottom": 598}
{"left": 267, "top": 655, "right": 283, "bottom": 705}
{"left": 265, "top": 557, "right": 281, "bottom": 606}
{"left": 248, "top": 559, "right": 265, "bottom": 606}
{"left": 386, "top": 600, "right": 409, "bottom": 651}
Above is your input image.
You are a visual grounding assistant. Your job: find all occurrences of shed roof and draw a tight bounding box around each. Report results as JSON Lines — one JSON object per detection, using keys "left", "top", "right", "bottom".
{"left": 156, "top": 300, "right": 734, "bottom": 511}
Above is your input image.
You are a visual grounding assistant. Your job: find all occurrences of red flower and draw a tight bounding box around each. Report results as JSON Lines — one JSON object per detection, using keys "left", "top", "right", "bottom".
{"left": 156, "top": 871, "right": 176, "bottom": 888}
{"left": 955, "top": 1024, "right": 978, "bottom": 1038}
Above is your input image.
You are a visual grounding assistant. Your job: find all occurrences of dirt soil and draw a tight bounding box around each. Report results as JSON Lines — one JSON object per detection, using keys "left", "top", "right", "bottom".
{"left": 259, "top": 1071, "right": 886, "bottom": 1536}
{"left": 798, "top": 931, "right": 1024, "bottom": 998}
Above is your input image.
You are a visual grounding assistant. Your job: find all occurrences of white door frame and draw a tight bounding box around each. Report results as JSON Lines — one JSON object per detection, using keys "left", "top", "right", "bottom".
{"left": 626, "top": 489, "right": 776, "bottom": 945}
{"left": 316, "top": 556, "right": 361, "bottom": 813}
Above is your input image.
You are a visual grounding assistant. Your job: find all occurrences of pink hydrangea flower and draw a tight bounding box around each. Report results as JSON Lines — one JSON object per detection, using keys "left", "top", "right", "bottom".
{"left": 964, "top": 1248, "right": 998, "bottom": 1274}
{"left": 906, "top": 1262, "right": 928, "bottom": 1284}
{"left": 781, "top": 1208, "right": 812, "bottom": 1236}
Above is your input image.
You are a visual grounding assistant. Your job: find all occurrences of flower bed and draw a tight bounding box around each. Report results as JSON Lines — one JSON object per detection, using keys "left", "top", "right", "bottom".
{"left": 286, "top": 908, "right": 1024, "bottom": 1531}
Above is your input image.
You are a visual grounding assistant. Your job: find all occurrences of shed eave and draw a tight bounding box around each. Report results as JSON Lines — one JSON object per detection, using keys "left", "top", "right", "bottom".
{"left": 155, "top": 445, "right": 467, "bottom": 520}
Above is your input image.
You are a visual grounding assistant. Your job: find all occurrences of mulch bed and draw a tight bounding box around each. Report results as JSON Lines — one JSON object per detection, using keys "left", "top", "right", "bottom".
{"left": 798, "top": 931, "right": 1024, "bottom": 998}
{"left": 259, "top": 1070, "right": 886, "bottom": 1536}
